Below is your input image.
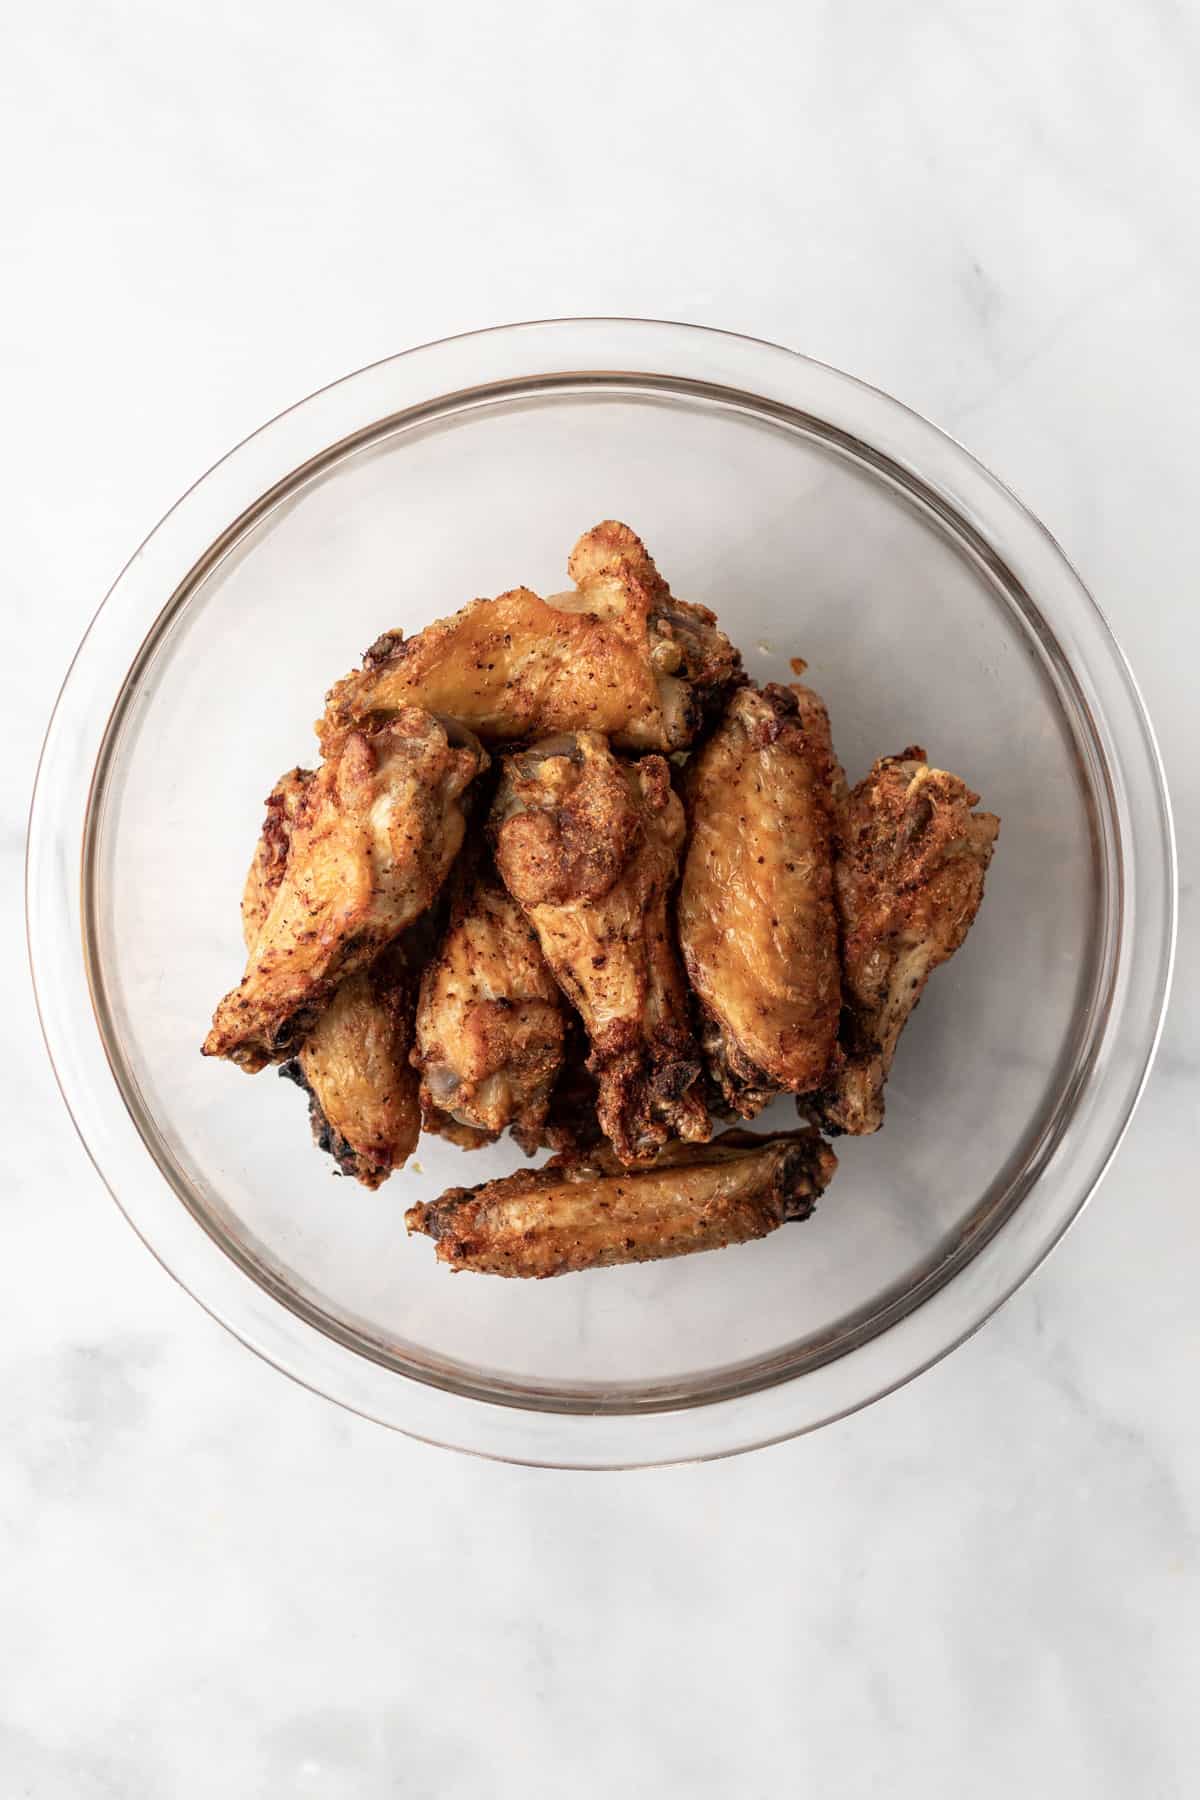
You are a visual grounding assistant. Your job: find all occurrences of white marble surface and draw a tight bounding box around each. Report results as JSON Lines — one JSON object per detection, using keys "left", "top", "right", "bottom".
{"left": 4, "top": 2, "right": 1199, "bottom": 1793}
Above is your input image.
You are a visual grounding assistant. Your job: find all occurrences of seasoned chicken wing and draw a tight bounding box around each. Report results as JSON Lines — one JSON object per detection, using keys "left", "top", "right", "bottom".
{"left": 405, "top": 1128, "right": 837, "bottom": 1278}
{"left": 316, "top": 520, "right": 741, "bottom": 757}
{"left": 491, "top": 733, "right": 709, "bottom": 1165}
{"left": 204, "top": 710, "right": 486, "bottom": 1071}
{"left": 237, "top": 768, "right": 423, "bottom": 1186}
{"left": 281, "top": 948, "right": 420, "bottom": 1188}
{"left": 807, "top": 749, "right": 1000, "bottom": 1135}
{"left": 414, "top": 851, "right": 566, "bottom": 1152}
{"left": 241, "top": 781, "right": 421, "bottom": 1186}
{"left": 679, "top": 683, "right": 842, "bottom": 1116}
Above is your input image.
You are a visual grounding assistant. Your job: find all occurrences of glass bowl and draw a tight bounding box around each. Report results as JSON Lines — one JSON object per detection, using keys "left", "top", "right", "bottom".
{"left": 27, "top": 320, "right": 1176, "bottom": 1467}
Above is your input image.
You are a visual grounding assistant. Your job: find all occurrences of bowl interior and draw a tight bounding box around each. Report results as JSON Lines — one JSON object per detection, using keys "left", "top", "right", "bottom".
{"left": 86, "top": 379, "right": 1104, "bottom": 1408}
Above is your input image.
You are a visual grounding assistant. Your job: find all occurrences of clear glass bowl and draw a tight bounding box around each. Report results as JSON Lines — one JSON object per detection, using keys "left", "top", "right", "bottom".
{"left": 27, "top": 320, "right": 1176, "bottom": 1467}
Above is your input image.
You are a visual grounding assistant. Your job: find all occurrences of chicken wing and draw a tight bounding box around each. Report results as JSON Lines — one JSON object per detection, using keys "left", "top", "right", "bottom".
{"left": 280, "top": 947, "right": 420, "bottom": 1188}
{"left": 679, "top": 683, "right": 842, "bottom": 1116}
{"left": 491, "top": 733, "right": 709, "bottom": 1164}
{"left": 807, "top": 749, "right": 1000, "bottom": 1135}
{"left": 237, "top": 768, "right": 423, "bottom": 1185}
{"left": 316, "top": 520, "right": 741, "bottom": 757}
{"left": 405, "top": 1127, "right": 837, "bottom": 1278}
{"left": 538, "top": 1015, "right": 604, "bottom": 1153}
{"left": 414, "top": 851, "right": 566, "bottom": 1153}
{"left": 204, "top": 710, "right": 486, "bottom": 1071}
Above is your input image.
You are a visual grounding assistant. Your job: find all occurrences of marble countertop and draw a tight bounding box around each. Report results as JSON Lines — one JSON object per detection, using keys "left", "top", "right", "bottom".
{"left": 4, "top": 3, "right": 1197, "bottom": 1794}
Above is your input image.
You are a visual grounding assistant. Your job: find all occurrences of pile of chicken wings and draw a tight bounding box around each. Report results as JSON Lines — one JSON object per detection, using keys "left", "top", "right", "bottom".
{"left": 204, "top": 522, "right": 999, "bottom": 1279}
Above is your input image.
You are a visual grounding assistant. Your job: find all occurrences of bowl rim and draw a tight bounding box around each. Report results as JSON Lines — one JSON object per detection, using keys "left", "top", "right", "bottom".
{"left": 26, "top": 317, "right": 1177, "bottom": 1467}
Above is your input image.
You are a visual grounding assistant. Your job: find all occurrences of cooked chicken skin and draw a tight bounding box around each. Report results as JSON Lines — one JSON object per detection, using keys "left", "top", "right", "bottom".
{"left": 204, "top": 516, "right": 1004, "bottom": 1277}
{"left": 316, "top": 521, "right": 742, "bottom": 757}
{"left": 414, "top": 852, "right": 566, "bottom": 1153}
{"left": 491, "top": 733, "right": 709, "bottom": 1165}
{"left": 237, "top": 768, "right": 422, "bottom": 1186}
{"left": 807, "top": 749, "right": 1000, "bottom": 1136}
{"left": 204, "top": 710, "right": 486, "bottom": 1071}
{"left": 792, "top": 680, "right": 849, "bottom": 818}
{"left": 679, "top": 683, "right": 842, "bottom": 1116}
{"left": 405, "top": 1128, "right": 837, "bottom": 1278}
{"left": 240, "top": 766, "right": 313, "bottom": 949}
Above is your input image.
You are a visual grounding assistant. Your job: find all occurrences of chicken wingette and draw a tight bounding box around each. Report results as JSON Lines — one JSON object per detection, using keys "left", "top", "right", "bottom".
{"left": 406, "top": 1128, "right": 837, "bottom": 1278}
{"left": 203, "top": 710, "right": 485, "bottom": 1071}
{"left": 317, "top": 521, "right": 741, "bottom": 757}
{"left": 414, "top": 851, "right": 566, "bottom": 1153}
{"left": 806, "top": 748, "right": 999, "bottom": 1135}
{"left": 679, "top": 682, "right": 842, "bottom": 1116}
{"left": 491, "top": 732, "right": 709, "bottom": 1165}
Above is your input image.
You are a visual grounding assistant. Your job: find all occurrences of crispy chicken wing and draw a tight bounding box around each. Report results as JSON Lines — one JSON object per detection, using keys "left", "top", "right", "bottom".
{"left": 280, "top": 948, "right": 420, "bottom": 1188}
{"left": 316, "top": 521, "right": 741, "bottom": 757}
{"left": 491, "top": 733, "right": 709, "bottom": 1165}
{"left": 204, "top": 710, "right": 486, "bottom": 1071}
{"left": 679, "top": 683, "right": 842, "bottom": 1116}
{"left": 807, "top": 749, "right": 1000, "bottom": 1135}
{"left": 237, "top": 768, "right": 422, "bottom": 1185}
{"left": 414, "top": 851, "right": 566, "bottom": 1152}
{"left": 405, "top": 1127, "right": 837, "bottom": 1278}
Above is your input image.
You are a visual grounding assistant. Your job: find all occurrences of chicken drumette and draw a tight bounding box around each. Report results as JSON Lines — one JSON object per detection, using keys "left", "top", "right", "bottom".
{"left": 679, "top": 682, "right": 842, "bottom": 1116}
{"left": 317, "top": 521, "right": 742, "bottom": 757}
{"left": 203, "top": 709, "right": 486, "bottom": 1071}
{"left": 414, "top": 850, "right": 566, "bottom": 1153}
{"left": 490, "top": 732, "right": 709, "bottom": 1165}
{"left": 406, "top": 1128, "right": 837, "bottom": 1278}
{"left": 805, "top": 749, "right": 1000, "bottom": 1136}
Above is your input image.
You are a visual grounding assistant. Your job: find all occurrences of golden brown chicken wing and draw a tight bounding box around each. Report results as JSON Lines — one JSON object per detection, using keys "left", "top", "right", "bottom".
{"left": 405, "top": 1127, "right": 837, "bottom": 1278}
{"left": 316, "top": 520, "right": 741, "bottom": 757}
{"left": 237, "top": 768, "right": 423, "bottom": 1185}
{"left": 807, "top": 749, "right": 1000, "bottom": 1135}
{"left": 281, "top": 948, "right": 420, "bottom": 1188}
{"left": 491, "top": 733, "right": 709, "bottom": 1165}
{"left": 204, "top": 710, "right": 486, "bottom": 1071}
{"left": 414, "top": 851, "right": 566, "bottom": 1153}
{"left": 679, "top": 683, "right": 842, "bottom": 1116}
